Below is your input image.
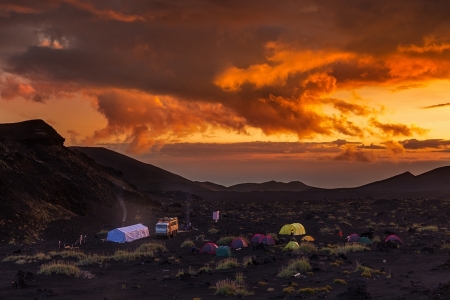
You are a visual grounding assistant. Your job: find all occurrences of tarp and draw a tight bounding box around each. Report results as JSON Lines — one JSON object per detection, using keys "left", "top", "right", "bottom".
{"left": 347, "top": 233, "right": 360, "bottom": 242}
{"left": 279, "top": 223, "right": 306, "bottom": 235}
{"left": 106, "top": 224, "right": 149, "bottom": 243}
{"left": 261, "top": 235, "right": 276, "bottom": 245}
{"left": 301, "top": 235, "right": 315, "bottom": 242}
{"left": 251, "top": 234, "right": 264, "bottom": 243}
{"left": 200, "top": 242, "right": 218, "bottom": 254}
{"left": 385, "top": 234, "right": 403, "bottom": 244}
{"left": 216, "top": 246, "right": 232, "bottom": 257}
{"left": 230, "top": 238, "right": 248, "bottom": 249}
{"left": 284, "top": 241, "right": 299, "bottom": 251}
{"left": 357, "top": 237, "right": 373, "bottom": 245}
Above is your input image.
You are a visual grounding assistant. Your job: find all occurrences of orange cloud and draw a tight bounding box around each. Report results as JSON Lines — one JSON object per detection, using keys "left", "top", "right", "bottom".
{"left": 332, "top": 145, "right": 375, "bottom": 162}
{"left": 63, "top": 0, "right": 145, "bottom": 22}
{"left": 382, "top": 141, "right": 405, "bottom": 156}
{"left": 370, "top": 119, "right": 427, "bottom": 137}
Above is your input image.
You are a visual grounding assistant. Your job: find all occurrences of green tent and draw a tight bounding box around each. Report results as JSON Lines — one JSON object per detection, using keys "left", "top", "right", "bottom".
{"left": 357, "top": 237, "right": 373, "bottom": 245}
{"left": 284, "top": 241, "right": 300, "bottom": 251}
{"left": 216, "top": 246, "right": 232, "bottom": 257}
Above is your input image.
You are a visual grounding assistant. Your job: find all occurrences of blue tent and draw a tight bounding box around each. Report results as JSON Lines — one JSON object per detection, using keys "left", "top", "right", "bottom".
{"left": 216, "top": 246, "right": 232, "bottom": 257}
{"left": 106, "top": 224, "right": 149, "bottom": 243}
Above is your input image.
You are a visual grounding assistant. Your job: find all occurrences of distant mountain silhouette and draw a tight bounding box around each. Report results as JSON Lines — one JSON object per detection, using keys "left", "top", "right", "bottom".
{"left": 227, "top": 180, "right": 312, "bottom": 192}
{"left": 355, "top": 167, "right": 450, "bottom": 192}
{"left": 71, "top": 147, "right": 208, "bottom": 192}
{"left": 194, "top": 181, "right": 228, "bottom": 191}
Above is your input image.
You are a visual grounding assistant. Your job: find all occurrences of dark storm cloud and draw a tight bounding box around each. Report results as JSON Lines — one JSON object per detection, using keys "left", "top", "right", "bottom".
{"left": 0, "top": 0, "right": 443, "bottom": 148}
{"left": 401, "top": 139, "right": 450, "bottom": 149}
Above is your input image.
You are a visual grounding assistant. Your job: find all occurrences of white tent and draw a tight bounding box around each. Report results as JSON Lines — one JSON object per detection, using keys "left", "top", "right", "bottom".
{"left": 106, "top": 223, "right": 149, "bottom": 243}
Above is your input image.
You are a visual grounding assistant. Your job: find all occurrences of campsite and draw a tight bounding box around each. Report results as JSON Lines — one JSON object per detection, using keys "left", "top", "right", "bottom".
{"left": 2, "top": 195, "right": 450, "bottom": 300}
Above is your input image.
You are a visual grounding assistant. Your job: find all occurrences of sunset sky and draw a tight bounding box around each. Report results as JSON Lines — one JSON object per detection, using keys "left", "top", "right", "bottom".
{"left": 1, "top": 0, "right": 450, "bottom": 187}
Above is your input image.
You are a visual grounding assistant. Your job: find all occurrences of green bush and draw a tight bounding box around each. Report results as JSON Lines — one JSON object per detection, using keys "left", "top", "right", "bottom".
{"left": 180, "top": 239, "right": 195, "bottom": 248}
{"left": 277, "top": 257, "right": 311, "bottom": 278}
{"left": 38, "top": 260, "right": 81, "bottom": 277}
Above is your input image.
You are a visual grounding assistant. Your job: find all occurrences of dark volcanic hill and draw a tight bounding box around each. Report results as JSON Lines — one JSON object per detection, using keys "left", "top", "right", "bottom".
{"left": 355, "top": 166, "right": 450, "bottom": 192}
{"left": 71, "top": 147, "right": 207, "bottom": 192}
{"left": 0, "top": 120, "right": 159, "bottom": 244}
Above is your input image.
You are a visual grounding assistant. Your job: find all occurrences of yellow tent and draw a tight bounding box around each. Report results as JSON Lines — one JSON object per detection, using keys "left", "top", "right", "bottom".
{"left": 291, "top": 223, "right": 306, "bottom": 235}
{"left": 301, "top": 235, "right": 314, "bottom": 242}
{"left": 284, "top": 241, "right": 299, "bottom": 251}
{"left": 279, "top": 223, "right": 306, "bottom": 236}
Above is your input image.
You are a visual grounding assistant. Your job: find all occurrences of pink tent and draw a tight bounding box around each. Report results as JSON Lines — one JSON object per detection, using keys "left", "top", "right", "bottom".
{"left": 347, "top": 233, "right": 360, "bottom": 242}
{"left": 200, "top": 242, "right": 218, "bottom": 254}
{"left": 385, "top": 234, "right": 403, "bottom": 244}
{"left": 261, "top": 235, "right": 276, "bottom": 245}
{"left": 231, "top": 238, "right": 248, "bottom": 249}
{"left": 250, "top": 234, "right": 264, "bottom": 243}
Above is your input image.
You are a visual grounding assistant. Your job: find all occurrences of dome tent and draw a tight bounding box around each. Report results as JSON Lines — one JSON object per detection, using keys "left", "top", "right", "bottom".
{"left": 357, "top": 237, "right": 373, "bottom": 245}
{"left": 385, "top": 234, "right": 403, "bottom": 244}
{"left": 301, "top": 235, "right": 315, "bottom": 242}
{"left": 200, "top": 242, "right": 218, "bottom": 254}
{"left": 106, "top": 224, "right": 149, "bottom": 243}
{"left": 279, "top": 223, "right": 306, "bottom": 236}
{"left": 231, "top": 238, "right": 248, "bottom": 249}
{"left": 347, "top": 233, "right": 360, "bottom": 242}
{"left": 261, "top": 235, "right": 276, "bottom": 245}
{"left": 251, "top": 234, "right": 264, "bottom": 243}
{"left": 216, "top": 246, "right": 232, "bottom": 257}
{"left": 284, "top": 241, "right": 300, "bottom": 251}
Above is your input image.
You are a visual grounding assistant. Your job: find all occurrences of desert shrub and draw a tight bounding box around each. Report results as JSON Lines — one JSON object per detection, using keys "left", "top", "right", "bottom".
{"left": 216, "top": 258, "right": 239, "bottom": 270}
{"left": 38, "top": 260, "right": 81, "bottom": 277}
{"left": 333, "top": 279, "right": 347, "bottom": 285}
{"left": 198, "top": 263, "right": 212, "bottom": 273}
{"left": 112, "top": 249, "right": 154, "bottom": 261}
{"left": 235, "top": 272, "right": 244, "bottom": 283}
{"left": 214, "top": 278, "right": 252, "bottom": 296}
{"left": 216, "top": 236, "right": 237, "bottom": 246}
{"left": 242, "top": 256, "right": 253, "bottom": 268}
{"left": 372, "top": 236, "right": 381, "bottom": 243}
{"left": 319, "top": 227, "right": 334, "bottom": 235}
{"left": 258, "top": 281, "right": 268, "bottom": 286}
{"left": 76, "top": 254, "right": 107, "bottom": 266}
{"left": 277, "top": 257, "right": 311, "bottom": 278}
{"left": 342, "top": 270, "right": 351, "bottom": 275}
{"left": 208, "top": 228, "right": 219, "bottom": 234}
{"left": 441, "top": 243, "right": 450, "bottom": 250}
{"left": 139, "top": 242, "right": 166, "bottom": 252}
{"left": 298, "top": 288, "right": 315, "bottom": 294}
{"left": 283, "top": 286, "right": 296, "bottom": 294}
{"left": 2, "top": 252, "right": 51, "bottom": 264}
{"left": 49, "top": 250, "right": 87, "bottom": 261}
{"left": 355, "top": 261, "right": 372, "bottom": 273}
{"left": 180, "top": 239, "right": 195, "bottom": 248}
{"left": 329, "top": 262, "right": 339, "bottom": 267}
{"left": 335, "top": 243, "right": 369, "bottom": 254}
{"left": 176, "top": 266, "right": 196, "bottom": 276}
{"left": 296, "top": 242, "right": 318, "bottom": 254}
{"left": 361, "top": 270, "right": 372, "bottom": 278}
{"left": 319, "top": 247, "right": 336, "bottom": 255}
{"left": 417, "top": 226, "right": 438, "bottom": 232}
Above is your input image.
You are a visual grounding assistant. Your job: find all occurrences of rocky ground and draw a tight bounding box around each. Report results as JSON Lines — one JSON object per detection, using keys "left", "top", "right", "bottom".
{"left": 1, "top": 193, "right": 450, "bottom": 300}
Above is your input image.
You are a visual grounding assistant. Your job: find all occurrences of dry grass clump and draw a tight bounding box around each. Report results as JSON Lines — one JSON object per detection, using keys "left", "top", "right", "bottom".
{"left": 77, "top": 248, "right": 154, "bottom": 266}
{"left": 298, "top": 286, "right": 332, "bottom": 294}
{"left": 38, "top": 260, "right": 81, "bottom": 277}
{"left": 242, "top": 256, "right": 253, "bottom": 268}
{"left": 180, "top": 239, "right": 196, "bottom": 248}
{"left": 335, "top": 243, "right": 369, "bottom": 254}
{"left": 277, "top": 257, "right": 311, "bottom": 278}
{"left": 333, "top": 278, "right": 347, "bottom": 285}
{"left": 214, "top": 278, "right": 253, "bottom": 296}
{"left": 283, "top": 286, "right": 296, "bottom": 294}
{"left": 296, "top": 242, "right": 318, "bottom": 254}
{"left": 208, "top": 228, "right": 219, "bottom": 234}
{"left": 49, "top": 250, "right": 87, "bottom": 261}
{"left": 176, "top": 266, "right": 196, "bottom": 276}
{"left": 319, "top": 247, "right": 336, "bottom": 255}
{"left": 441, "top": 243, "right": 450, "bottom": 250}
{"left": 139, "top": 242, "right": 166, "bottom": 252}
{"left": 417, "top": 225, "right": 438, "bottom": 232}
{"left": 216, "top": 258, "right": 239, "bottom": 270}
{"left": 2, "top": 252, "right": 51, "bottom": 264}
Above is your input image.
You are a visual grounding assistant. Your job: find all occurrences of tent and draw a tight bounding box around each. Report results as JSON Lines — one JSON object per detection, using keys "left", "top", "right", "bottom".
{"left": 216, "top": 246, "right": 232, "bottom": 257}
{"left": 261, "top": 235, "right": 276, "bottom": 245}
{"left": 357, "top": 237, "right": 373, "bottom": 245}
{"left": 347, "top": 233, "right": 360, "bottom": 242}
{"left": 200, "top": 242, "right": 218, "bottom": 254}
{"left": 251, "top": 234, "right": 264, "bottom": 243}
{"left": 291, "top": 223, "right": 306, "bottom": 235}
{"left": 385, "top": 235, "right": 403, "bottom": 244}
{"left": 231, "top": 238, "right": 248, "bottom": 249}
{"left": 106, "top": 224, "right": 149, "bottom": 243}
{"left": 301, "top": 235, "right": 315, "bottom": 242}
{"left": 284, "top": 241, "right": 300, "bottom": 251}
{"left": 279, "top": 223, "right": 306, "bottom": 236}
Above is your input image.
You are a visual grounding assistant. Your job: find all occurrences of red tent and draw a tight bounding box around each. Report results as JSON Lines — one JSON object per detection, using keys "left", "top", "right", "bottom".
{"left": 385, "top": 234, "right": 403, "bottom": 244}
{"left": 347, "top": 233, "right": 360, "bottom": 242}
{"left": 231, "top": 238, "right": 248, "bottom": 249}
{"left": 250, "top": 234, "right": 264, "bottom": 243}
{"left": 200, "top": 242, "right": 218, "bottom": 254}
{"left": 261, "top": 235, "right": 276, "bottom": 245}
